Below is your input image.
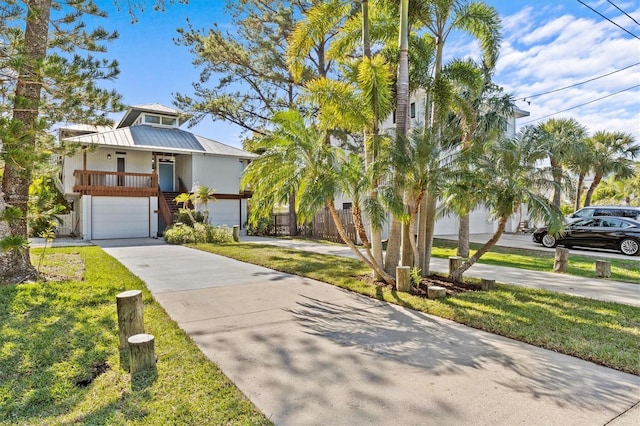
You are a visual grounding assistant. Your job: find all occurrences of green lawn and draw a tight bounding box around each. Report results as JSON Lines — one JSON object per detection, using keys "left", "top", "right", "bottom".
{"left": 0, "top": 247, "right": 270, "bottom": 425}
{"left": 192, "top": 242, "right": 640, "bottom": 376}
{"left": 433, "top": 239, "right": 640, "bottom": 284}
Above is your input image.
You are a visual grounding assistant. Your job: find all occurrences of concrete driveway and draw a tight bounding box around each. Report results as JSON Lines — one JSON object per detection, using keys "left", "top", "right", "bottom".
{"left": 97, "top": 239, "right": 640, "bottom": 425}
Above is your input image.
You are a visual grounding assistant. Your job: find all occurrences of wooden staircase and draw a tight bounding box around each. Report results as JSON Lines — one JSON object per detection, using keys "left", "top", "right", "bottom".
{"left": 162, "top": 191, "right": 182, "bottom": 221}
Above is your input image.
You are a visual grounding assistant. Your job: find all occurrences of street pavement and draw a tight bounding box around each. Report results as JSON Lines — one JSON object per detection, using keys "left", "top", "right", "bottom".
{"left": 96, "top": 238, "right": 640, "bottom": 426}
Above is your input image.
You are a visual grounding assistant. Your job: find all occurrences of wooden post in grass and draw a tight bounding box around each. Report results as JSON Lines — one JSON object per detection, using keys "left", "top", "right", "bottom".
{"left": 595, "top": 260, "right": 611, "bottom": 278}
{"left": 232, "top": 225, "right": 240, "bottom": 242}
{"left": 427, "top": 286, "right": 446, "bottom": 299}
{"left": 128, "top": 333, "right": 156, "bottom": 376}
{"left": 481, "top": 278, "right": 495, "bottom": 291}
{"left": 448, "top": 256, "right": 463, "bottom": 278}
{"left": 117, "top": 290, "right": 145, "bottom": 351}
{"left": 396, "top": 266, "right": 411, "bottom": 292}
{"left": 554, "top": 247, "right": 569, "bottom": 273}
{"left": 117, "top": 290, "right": 144, "bottom": 370}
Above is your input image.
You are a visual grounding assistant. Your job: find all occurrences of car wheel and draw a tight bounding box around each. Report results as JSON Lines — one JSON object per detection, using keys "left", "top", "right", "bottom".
{"left": 541, "top": 234, "right": 557, "bottom": 248}
{"left": 619, "top": 238, "right": 640, "bottom": 256}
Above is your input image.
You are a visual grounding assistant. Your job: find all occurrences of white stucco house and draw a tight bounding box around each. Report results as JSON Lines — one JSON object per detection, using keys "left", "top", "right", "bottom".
{"left": 334, "top": 90, "right": 530, "bottom": 238}
{"left": 57, "top": 103, "right": 255, "bottom": 240}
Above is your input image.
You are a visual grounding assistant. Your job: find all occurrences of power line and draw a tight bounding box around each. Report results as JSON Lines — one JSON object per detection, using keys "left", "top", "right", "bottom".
{"left": 520, "top": 84, "right": 640, "bottom": 125}
{"left": 606, "top": 0, "right": 640, "bottom": 27}
{"left": 577, "top": 0, "right": 640, "bottom": 40}
{"left": 515, "top": 61, "right": 640, "bottom": 101}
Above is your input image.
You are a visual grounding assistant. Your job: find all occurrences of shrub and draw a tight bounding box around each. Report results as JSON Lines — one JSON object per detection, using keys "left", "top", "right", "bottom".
{"left": 174, "top": 209, "right": 205, "bottom": 227}
{"left": 164, "top": 223, "right": 233, "bottom": 245}
{"left": 246, "top": 216, "right": 275, "bottom": 236}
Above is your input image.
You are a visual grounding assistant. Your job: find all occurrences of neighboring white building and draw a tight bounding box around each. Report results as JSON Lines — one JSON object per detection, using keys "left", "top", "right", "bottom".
{"left": 334, "top": 91, "right": 530, "bottom": 237}
{"left": 58, "top": 103, "right": 255, "bottom": 240}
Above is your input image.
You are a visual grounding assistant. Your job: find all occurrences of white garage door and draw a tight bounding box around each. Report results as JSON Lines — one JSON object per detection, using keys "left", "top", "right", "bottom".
{"left": 209, "top": 199, "right": 239, "bottom": 227}
{"left": 92, "top": 197, "right": 149, "bottom": 239}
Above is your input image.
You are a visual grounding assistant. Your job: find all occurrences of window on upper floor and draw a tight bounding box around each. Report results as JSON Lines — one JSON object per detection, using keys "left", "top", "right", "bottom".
{"left": 162, "top": 117, "right": 176, "bottom": 126}
{"left": 410, "top": 102, "right": 415, "bottom": 118}
{"left": 144, "top": 114, "right": 161, "bottom": 124}
{"left": 142, "top": 113, "right": 178, "bottom": 128}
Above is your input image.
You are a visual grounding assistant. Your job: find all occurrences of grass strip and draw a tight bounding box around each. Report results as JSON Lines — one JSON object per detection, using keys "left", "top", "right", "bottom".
{"left": 0, "top": 246, "right": 270, "bottom": 425}
{"left": 432, "top": 238, "right": 640, "bottom": 284}
{"left": 192, "top": 242, "right": 640, "bottom": 376}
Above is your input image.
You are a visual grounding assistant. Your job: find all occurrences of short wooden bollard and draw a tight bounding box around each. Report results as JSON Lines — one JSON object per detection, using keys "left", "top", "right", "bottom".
{"left": 554, "top": 247, "right": 569, "bottom": 273}
{"left": 116, "top": 290, "right": 145, "bottom": 352}
{"left": 128, "top": 333, "right": 156, "bottom": 376}
{"left": 595, "top": 260, "right": 611, "bottom": 278}
{"left": 449, "top": 256, "right": 463, "bottom": 278}
{"left": 427, "top": 286, "right": 446, "bottom": 299}
{"left": 232, "top": 225, "right": 240, "bottom": 242}
{"left": 396, "top": 266, "right": 411, "bottom": 292}
{"left": 481, "top": 278, "right": 495, "bottom": 291}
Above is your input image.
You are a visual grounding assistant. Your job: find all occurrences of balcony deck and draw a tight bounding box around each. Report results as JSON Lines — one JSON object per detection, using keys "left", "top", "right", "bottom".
{"left": 73, "top": 170, "right": 158, "bottom": 197}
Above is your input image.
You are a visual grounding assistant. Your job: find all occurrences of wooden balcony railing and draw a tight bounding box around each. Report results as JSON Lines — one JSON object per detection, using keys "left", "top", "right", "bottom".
{"left": 73, "top": 170, "right": 158, "bottom": 196}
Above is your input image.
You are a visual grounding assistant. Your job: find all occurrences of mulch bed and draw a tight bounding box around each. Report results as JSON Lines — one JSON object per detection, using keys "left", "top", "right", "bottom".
{"left": 412, "top": 274, "right": 481, "bottom": 297}
{"left": 366, "top": 273, "right": 482, "bottom": 297}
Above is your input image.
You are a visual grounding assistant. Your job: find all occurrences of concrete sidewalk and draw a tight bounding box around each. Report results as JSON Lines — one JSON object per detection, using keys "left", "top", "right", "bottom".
{"left": 97, "top": 239, "right": 640, "bottom": 425}
{"left": 243, "top": 236, "right": 640, "bottom": 307}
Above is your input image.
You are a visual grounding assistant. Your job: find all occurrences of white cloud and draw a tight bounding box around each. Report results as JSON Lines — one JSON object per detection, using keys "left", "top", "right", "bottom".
{"left": 494, "top": 4, "right": 640, "bottom": 142}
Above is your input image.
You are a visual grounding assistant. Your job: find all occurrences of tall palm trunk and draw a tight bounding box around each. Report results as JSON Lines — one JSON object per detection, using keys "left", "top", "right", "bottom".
{"left": 362, "top": 0, "right": 384, "bottom": 274}
{"left": 386, "top": 0, "right": 409, "bottom": 274}
{"left": 1, "top": 0, "right": 52, "bottom": 284}
{"left": 327, "top": 200, "right": 394, "bottom": 285}
{"left": 420, "top": 192, "right": 437, "bottom": 274}
{"left": 288, "top": 192, "right": 297, "bottom": 236}
{"left": 574, "top": 173, "right": 585, "bottom": 211}
{"left": 584, "top": 174, "right": 602, "bottom": 207}
{"left": 550, "top": 157, "right": 563, "bottom": 207}
{"left": 450, "top": 215, "right": 508, "bottom": 281}
{"left": 457, "top": 214, "right": 470, "bottom": 258}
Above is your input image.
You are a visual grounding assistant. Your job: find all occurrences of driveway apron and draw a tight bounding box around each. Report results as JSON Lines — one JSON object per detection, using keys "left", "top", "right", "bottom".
{"left": 97, "top": 239, "right": 640, "bottom": 426}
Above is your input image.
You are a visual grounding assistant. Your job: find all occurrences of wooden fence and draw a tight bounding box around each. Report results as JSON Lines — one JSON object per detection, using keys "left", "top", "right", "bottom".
{"left": 257, "top": 209, "right": 356, "bottom": 244}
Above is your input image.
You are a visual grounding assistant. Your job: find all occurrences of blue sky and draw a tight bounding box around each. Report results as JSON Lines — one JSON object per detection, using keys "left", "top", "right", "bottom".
{"left": 89, "top": 0, "right": 640, "bottom": 148}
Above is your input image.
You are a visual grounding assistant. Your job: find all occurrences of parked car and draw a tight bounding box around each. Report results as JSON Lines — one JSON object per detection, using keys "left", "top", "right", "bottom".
{"left": 532, "top": 216, "right": 640, "bottom": 256}
{"left": 566, "top": 206, "right": 640, "bottom": 222}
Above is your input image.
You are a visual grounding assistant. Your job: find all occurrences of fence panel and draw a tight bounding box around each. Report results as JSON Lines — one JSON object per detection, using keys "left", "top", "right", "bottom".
{"left": 312, "top": 208, "right": 356, "bottom": 244}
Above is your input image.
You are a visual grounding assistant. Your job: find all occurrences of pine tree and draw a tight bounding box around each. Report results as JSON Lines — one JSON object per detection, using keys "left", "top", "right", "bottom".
{"left": 0, "top": 0, "right": 180, "bottom": 284}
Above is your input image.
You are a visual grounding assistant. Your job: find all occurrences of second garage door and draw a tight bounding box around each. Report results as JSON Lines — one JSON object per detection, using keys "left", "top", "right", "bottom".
{"left": 92, "top": 196, "right": 150, "bottom": 239}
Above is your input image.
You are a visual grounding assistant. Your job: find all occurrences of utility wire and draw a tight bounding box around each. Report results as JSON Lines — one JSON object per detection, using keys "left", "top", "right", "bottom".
{"left": 515, "top": 61, "right": 640, "bottom": 101}
{"left": 607, "top": 0, "right": 640, "bottom": 27}
{"left": 520, "top": 84, "right": 640, "bottom": 125}
{"left": 577, "top": 0, "right": 640, "bottom": 40}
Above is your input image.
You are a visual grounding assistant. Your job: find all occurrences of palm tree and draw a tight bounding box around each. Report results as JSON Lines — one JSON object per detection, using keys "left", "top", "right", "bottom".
{"left": 192, "top": 185, "right": 217, "bottom": 223}
{"left": 411, "top": 0, "right": 502, "bottom": 274}
{"left": 565, "top": 138, "right": 595, "bottom": 211}
{"left": 538, "top": 118, "right": 588, "bottom": 207}
{"left": 242, "top": 109, "right": 395, "bottom": 285}
{"left": 583, "top": 131, "right": 639, "bottom": 207}
{"left": 447, "top": 127, "right": 564, "bottom": 281}
{"left": 592, "top": 163, "right": 640, "bottom": 206}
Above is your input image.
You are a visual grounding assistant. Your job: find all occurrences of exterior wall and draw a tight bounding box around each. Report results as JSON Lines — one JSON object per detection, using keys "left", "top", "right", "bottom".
{"left": 192, "top": 155, "right": 241, "bottom": 194}
{"left": 63, "top": 147, "right": 152, "bottom": 195}
{"left": 81, "top": 195, "right": 92, "bottom": 240}
{"left": 175, "top": 154, "right": 193, "bottom": 191}
{"left": 86, "top": 147, "right": 151, "bottom": 173}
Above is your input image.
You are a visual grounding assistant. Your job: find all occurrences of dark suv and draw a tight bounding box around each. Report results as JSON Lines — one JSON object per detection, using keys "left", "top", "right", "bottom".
{"left": 567, "top": 206, "right": 640, "bottom": 222}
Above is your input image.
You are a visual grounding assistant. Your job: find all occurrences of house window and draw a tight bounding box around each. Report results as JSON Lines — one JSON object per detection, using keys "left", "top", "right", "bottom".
{"left": 410, "top": 102, "right": 416, "bottom": 118}
{"left": 342, "top": 202, "right": 352, "bottom": 210}
{"left": 144, "top": 114, "right": 161, "bottom": 124}
{"left": 161, "top": 117, "right": 176, "bottom": 126}
{"left": 392, "top": 110, "right": 396, "bottom": 124}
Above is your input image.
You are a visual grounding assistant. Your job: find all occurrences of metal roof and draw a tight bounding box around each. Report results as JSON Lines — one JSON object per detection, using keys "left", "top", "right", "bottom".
{"left": 62, "top": 124, "right": 256, "bottom": 159}
{"left": 116, "top": 103, "right": 190, "bottom": 128}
